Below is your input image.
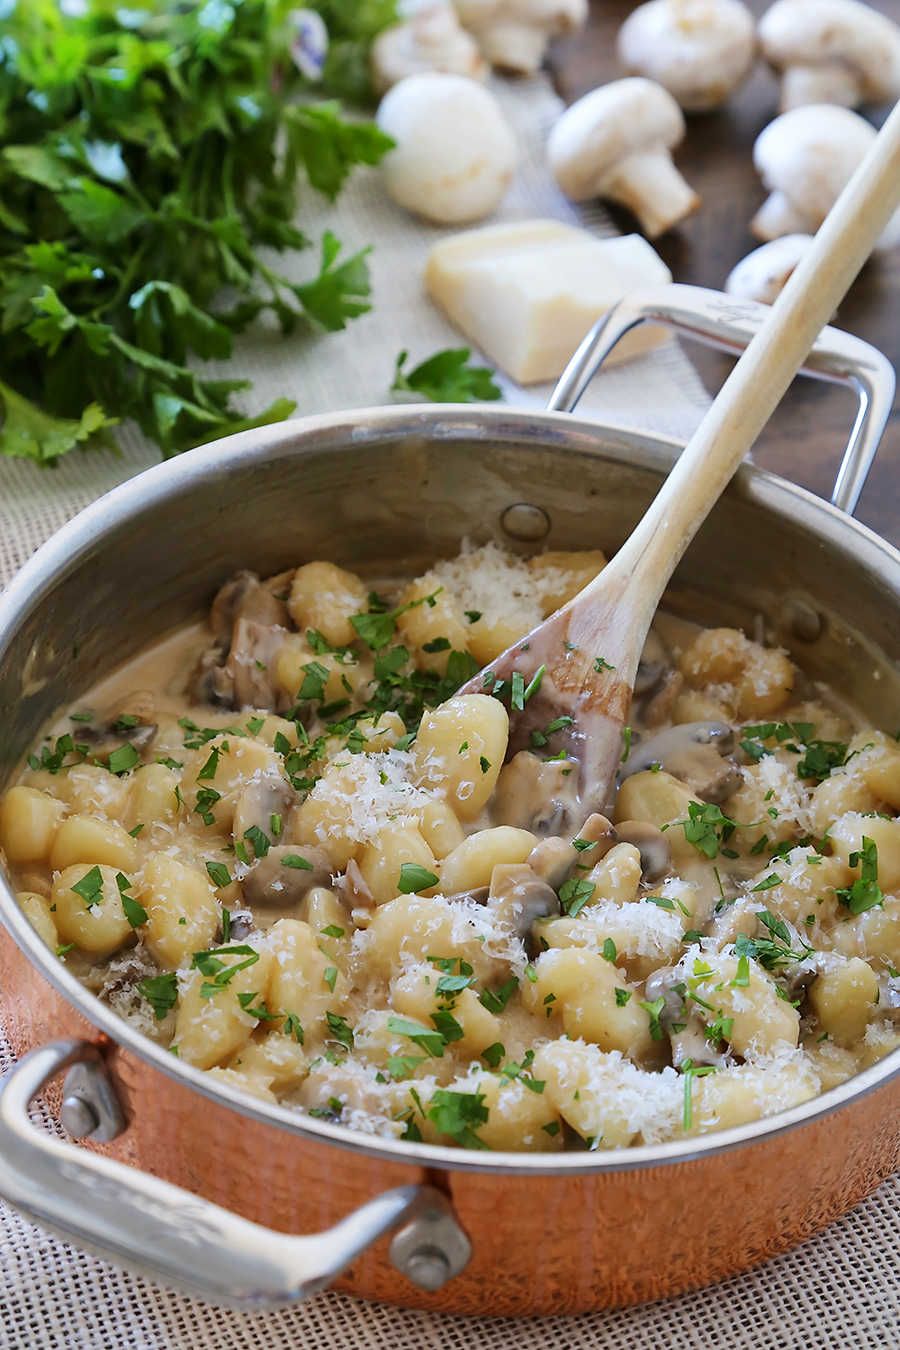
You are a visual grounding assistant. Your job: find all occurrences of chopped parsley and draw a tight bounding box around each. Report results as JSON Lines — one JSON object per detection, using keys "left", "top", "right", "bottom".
{"left": 243, "top": 825, "right": 271, "bottom": 860}
{"left": 835, "top": 836, "right": 884, "bottom": 914}
{"left": 558, "top": 877, "right": 596, "bottom": 919}
{"left": 479, "top": 977, "right": 518, "bottom": 1015}
{"left": 282, "top": 854, "right": 314, "bottom": 870}
{"left": 325, "top": 1011, "right": 354, "bottom": 1050}
{"left": 206, "top": 861, "right": 232, "bottom": 889}
{"left": 397, "top": 862, "right": 439, "bottom": 894}
{"left": 71, "top": 866, "right": 104, "bottom": 908}
{"left": 425, "top": 1089, "right": 489, "bottom": 1150}
{"left": 137, "top": 972, "right": 178, "bottom": 1021}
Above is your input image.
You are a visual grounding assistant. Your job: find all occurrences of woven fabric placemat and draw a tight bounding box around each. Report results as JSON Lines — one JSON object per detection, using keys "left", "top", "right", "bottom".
{"left": 2, "top": 72, "right": 897, "bottom": 1350}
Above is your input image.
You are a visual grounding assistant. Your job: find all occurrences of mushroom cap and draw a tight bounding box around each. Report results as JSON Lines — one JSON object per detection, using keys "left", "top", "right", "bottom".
{"left": 376, "top": 71, "right": 517, "bottom": 224}
{"left": 453, "top": 0, "right": 589, "bottom": 74}
{"left": 758, "top": 0, "right": 900, "bottom": 105}
{"left": 547, "top": 77, "right": 686, "bottom": 201}
{"left": 370, "top": 5, "right": 488, "bottom": 96}
{"left": 454, "top": 0, "right": 587, "bottom": 35}
{"left": 753, "top": 103, "right": 875, "bottom": 223}
{"left": 617, "top": 0, "right": 757, "bottom": 111}
{"left": 724, "top": 233, "right": 813, "bottom": 303}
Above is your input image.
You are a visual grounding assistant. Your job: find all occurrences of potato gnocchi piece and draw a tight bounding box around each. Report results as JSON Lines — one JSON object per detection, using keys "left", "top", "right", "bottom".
{"left": 138, "top": 854, "right": 219, "bottom": 970}
{"left": 175, "top": 947, "right": 274, "bottom": 1070}
{"left": 412, "top": 695, "right": 508, "bottom": 821}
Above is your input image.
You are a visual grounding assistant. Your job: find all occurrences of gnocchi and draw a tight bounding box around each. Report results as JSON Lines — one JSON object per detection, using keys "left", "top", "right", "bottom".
{"left": 3, "top": 541, "right": 894, "bottom": 1154}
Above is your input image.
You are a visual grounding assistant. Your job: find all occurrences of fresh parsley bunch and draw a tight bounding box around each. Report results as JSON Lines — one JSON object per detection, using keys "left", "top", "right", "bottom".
{"left": 0, "top": 0, "right": 394, "bottom": 463}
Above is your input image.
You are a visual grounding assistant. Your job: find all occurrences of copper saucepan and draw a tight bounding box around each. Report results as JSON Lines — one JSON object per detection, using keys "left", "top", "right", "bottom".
{"left": 1, "top": 287, "right": 899, "bottom": 1317}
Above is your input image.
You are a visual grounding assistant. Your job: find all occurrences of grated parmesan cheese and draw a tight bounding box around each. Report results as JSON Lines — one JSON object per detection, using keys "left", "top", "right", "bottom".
{"left": 431, "top": 540, "right": 568, "bottom": 632}
{"left": 303, "top": 748, "right": 436, "bottom": 847}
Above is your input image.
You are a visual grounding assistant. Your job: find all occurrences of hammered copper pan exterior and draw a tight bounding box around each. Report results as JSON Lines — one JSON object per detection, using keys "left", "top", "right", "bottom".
{"left": 4, "top": 409, "right": 900, "bottom": 1315}
{"left": 5, "top": 914, "right": 900, "bottom": 1315}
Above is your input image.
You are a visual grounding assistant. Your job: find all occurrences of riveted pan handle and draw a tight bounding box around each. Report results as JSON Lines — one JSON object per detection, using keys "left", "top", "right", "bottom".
{"left": 0, "top": 1039, "right": 471, "bottom": 1309}
{"left": 548, "top": 282, "right": 896, "bottom": 517}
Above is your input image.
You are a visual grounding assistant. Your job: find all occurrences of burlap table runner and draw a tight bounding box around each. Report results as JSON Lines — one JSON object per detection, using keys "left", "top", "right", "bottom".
{"left": 2, "top": 74, "right": 898, "bottom": 1349}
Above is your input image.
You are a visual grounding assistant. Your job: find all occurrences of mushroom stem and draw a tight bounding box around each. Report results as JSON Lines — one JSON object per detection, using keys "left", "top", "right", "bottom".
{"left": 779, "top": 63, "right": 861, "bottom": 112}
{"left": 601, "top": 148, "right": 700, "bottom": 238}
{"left": 477, "top": 20, "right": 545, "bottom": 72}
{"left": 750, "top": 189, "right": 813, "bottom": 241}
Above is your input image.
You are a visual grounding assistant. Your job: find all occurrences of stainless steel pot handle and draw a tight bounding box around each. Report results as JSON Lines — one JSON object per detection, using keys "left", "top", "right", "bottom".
{"left": 0, "top": 1038, "right": 471, "bottom": 1309}
{"left": 548, "top": 283, "right": 896, "bottom": 516}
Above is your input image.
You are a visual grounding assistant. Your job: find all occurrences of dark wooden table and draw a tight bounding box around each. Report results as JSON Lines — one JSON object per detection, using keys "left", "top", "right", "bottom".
{"left": 548, "top": 0, "right": 900, "bottom": 548}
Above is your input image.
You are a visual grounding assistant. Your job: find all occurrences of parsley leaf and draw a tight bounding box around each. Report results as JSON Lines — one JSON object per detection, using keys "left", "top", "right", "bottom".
{"left": 397, "top": 862, "right": 439, "bottom": 894}
{"left": 137, "top": 972, "right": 178, "bottom": 1021}
{"left": 392, "top": 348, "right": 502, "bottom": 403}
{"left": 426, "top": 1089, "right": 490, "bottom": 1150}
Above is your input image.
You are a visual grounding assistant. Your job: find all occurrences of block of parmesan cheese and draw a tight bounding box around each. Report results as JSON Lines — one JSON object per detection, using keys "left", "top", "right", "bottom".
{"left": 424, "top": 220, "right": 673, "bottom": 385}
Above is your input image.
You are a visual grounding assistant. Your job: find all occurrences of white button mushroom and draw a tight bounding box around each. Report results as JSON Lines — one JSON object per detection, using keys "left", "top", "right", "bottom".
{"left": 617, "top": 0, "right": 757, "bottom": 112}
{"left": 724, "top": 234, "right": 813, "bottom": 303}
{"left": 370, "top": 5, "right": 488, "bottom": 97}
{"left": 750, "top": 103, "right": 900, "bottom": 247}
{"left": 758, "top": 0, "right": 900, "bottom": 113}
{"left": 452, "top": 0, "right": 588, "bottom": 76}
{"left": 547, "top": 78, "right": 701, "bottom": 238}
{"left": 376, "top": 72, "right": 517, "bottom": 224}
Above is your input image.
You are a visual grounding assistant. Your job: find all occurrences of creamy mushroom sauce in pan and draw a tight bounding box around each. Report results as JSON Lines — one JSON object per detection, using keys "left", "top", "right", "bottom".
{"left": 4, "top": 542, "right": 900, "bottom": 1152}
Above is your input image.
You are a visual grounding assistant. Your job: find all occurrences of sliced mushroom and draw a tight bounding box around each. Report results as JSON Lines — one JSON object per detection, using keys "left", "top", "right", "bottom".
{"left": 192, "top": 571, "right": 290, "bottom": 711}
{"left": 486, "top": 863, "right": 560, "bottom": 943}
{"left": 614, "top": 820, "right": 672, "bottom": 887}
{"left": 621, "top": 720, "right": 740, "bottom": 803}
{"left": 232, "top": 771, "right": 295, "bottom": 846}
{"left": 643, "top": 967, "right": 725, "bottom": 1066}
{"left": 670, "top": 1013, "right": 727, "bottom": 1068}
{"left": 642, "top": 668, "right": 683, "bottom": 728}
{"left": 344, "top": 858, "right": 376, "bottom": 909}
{"left": 76, "top": 700, "right": 158, "bottom": 765}
{"left": 241, "top": 845, "right": 332, "bottom": 908}
{"left": 210, "top": 570, "right": 288, "bottom": 641}
{"left": 527, "top": 836, "right": 577, "bottom": 890}
{"left": 783, "top": 959, "right": 818, "bottom": 1005}
{"left": 226, "top": 618, "right": 289, "bottom": 711}
{"left": 492, "top": 750, "right": 581, "bottom": 835}
{"left": 634, "top": 627, "right": 671, "bottom": 697}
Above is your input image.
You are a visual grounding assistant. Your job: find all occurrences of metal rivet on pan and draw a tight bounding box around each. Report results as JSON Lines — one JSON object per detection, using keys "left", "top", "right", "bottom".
{"left": 781, "top": 598, "right": 823, "bottom": 643}
{"left": 403, "top": 1248, "right": 452, "bottom": 1293}
{"left": 60, "top": 1095, "right": 100, "bottom": 1140}
{"left": 500, "top": 503, "right": 551, "bottom": 542}
{"left": 389, "top": 1191, "right": 472, "bottom": 1292}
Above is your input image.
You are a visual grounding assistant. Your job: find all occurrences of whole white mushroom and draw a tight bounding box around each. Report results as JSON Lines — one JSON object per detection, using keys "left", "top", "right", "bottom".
{"left": 370, "top": 5, "right": 488, "bottom": 96}
{"left": 724, "top": 234, "right": 813, "bottom": 303}
{"left": 453, "top": 0, "right": 588, "bottom": 75}
{"left": 758, "top": 0, "right": 900, "bottom": 113}
{"left": 750, "top": 103, "right": 900, "bottom": 247}
{"left": 376, "top": 72, "right": 517, "bottom": 224}
{"left": 547, "top": 78, "right": 701, "bottom": 238}
{"left": 617, "top": 0, "right": 757, "bottom": 111}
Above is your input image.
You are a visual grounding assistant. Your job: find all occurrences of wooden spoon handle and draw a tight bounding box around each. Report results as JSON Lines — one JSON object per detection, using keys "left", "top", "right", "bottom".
{"left": 583, "top": 97, "right": 900, "bottom": 632}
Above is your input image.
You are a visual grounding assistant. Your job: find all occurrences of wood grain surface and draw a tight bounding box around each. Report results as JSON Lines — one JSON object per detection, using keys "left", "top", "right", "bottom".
{"left": 548, "top": 0, "right": 900, "bottom": 548}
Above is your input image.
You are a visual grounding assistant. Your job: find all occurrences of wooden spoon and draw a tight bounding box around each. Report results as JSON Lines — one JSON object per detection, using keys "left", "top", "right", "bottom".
{"left": 459, "top": 97, "right": 900, "bottom": 824}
